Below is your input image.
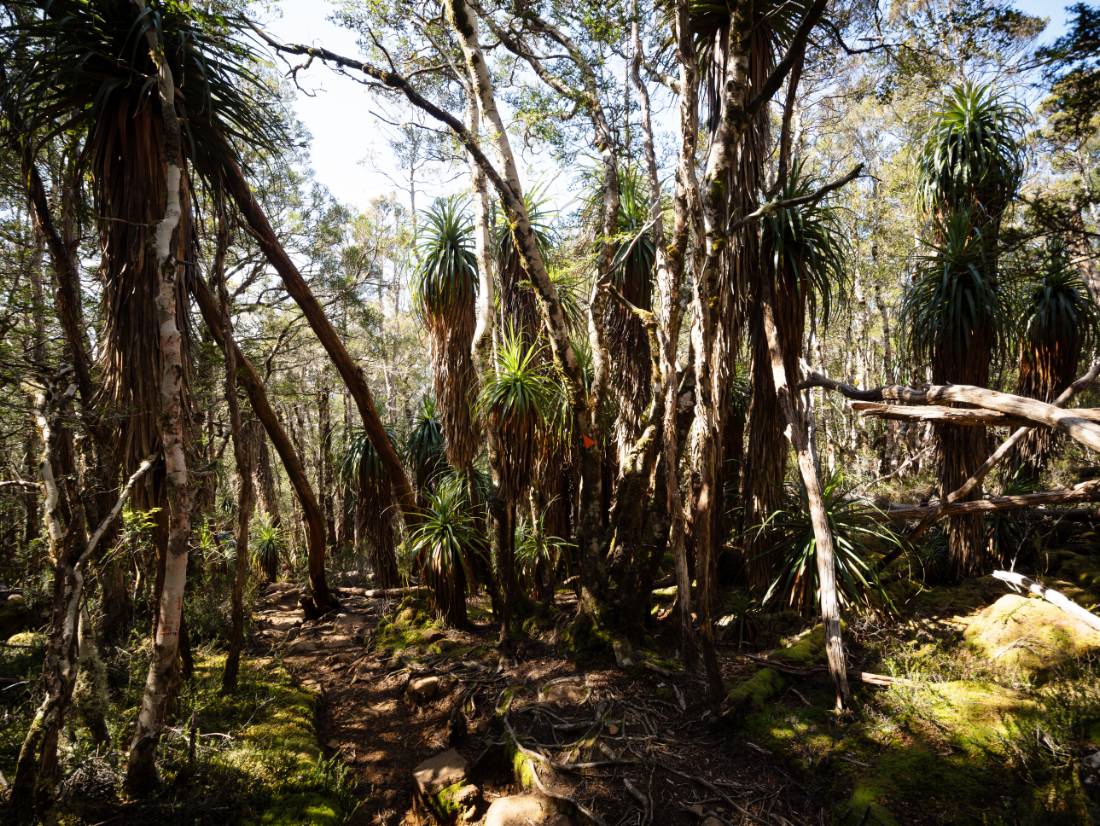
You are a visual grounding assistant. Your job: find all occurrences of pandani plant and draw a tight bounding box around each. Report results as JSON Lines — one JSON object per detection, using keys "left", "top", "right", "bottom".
{"left": 413, "top": 196, "right": 480, "bottom": 472}
{"left": 758, "top": 470, "right": 900, "bottom": 615}
{"left": 905, "top": 80, "right": 1024, "bottom": 576}
{"left": 340, "top": 427, "right": 401, "bottom": 587}
{"left": 1012, "top": 243, "right": 1099, "bottom": 482}
{"left": 407, "top": 474, "right": 486, "bottom": 627}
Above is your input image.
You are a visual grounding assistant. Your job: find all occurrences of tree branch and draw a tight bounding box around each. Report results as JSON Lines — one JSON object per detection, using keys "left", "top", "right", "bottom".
{"left": 726, "top": 163, "right": 863, "bottom": 234}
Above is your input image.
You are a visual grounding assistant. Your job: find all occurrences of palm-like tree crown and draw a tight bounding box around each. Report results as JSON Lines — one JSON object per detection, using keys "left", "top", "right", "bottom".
{"left": 413, "top": 197, "right": 479, "bottom": 319}
{"left": 902, "top": 211, "right": 1009, "bottom": 379}
{"left": 477, "top": 327, "right": 555, "bottom": 501}
{"left": 413, "top": 196, "right": 480, "bottom": 470}
{"left": 405, "top": 397, "right": 447, "bottom": 495}
{"left": 1018, "top": 246, "right": 1099, "bottom": 398}
{"left": 917, "top": 81, "right": 1025, "bottom": 224}
{"left": 763, "top": 160, "right": 849, "bottom": 328}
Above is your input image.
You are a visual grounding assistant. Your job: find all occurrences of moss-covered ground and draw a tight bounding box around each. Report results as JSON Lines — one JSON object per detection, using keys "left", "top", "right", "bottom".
{"left": 724, "top": 550, "right": 1100, "bottom": 825}
{"left": 0, "top": 633, "right": 354, "bottom": 825}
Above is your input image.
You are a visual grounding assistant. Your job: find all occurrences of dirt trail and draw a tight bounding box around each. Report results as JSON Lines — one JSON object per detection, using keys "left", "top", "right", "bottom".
{"left": 250, "top": 582, "right": 819, "bottom": 825}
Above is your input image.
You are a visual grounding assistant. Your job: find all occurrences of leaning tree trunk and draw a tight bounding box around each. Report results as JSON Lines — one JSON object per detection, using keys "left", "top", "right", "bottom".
{"left": 220, "top": 155, "right": 419, "bottom": 537}
{"left": 759, "top": 277, "right": 850, "bottom": 710}
{"left": 217, "top": 226, "right": 256, "bottom": 693}
{"left": 189, "top": 275, "right": 337, "bottom": 607}
{"left": 125, "top": 30, "right": 193, "bottom": 792}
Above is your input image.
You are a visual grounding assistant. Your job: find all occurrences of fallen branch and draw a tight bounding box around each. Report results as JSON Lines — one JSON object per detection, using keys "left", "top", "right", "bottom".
{"left": 0, "top": 480, "right": 41, "bottom": 491}
{"left": 905, "top": 363, "right": 1100, "bottom": 541}
{"left": 885, "top": 479, "right": 1100, "bottom": 519}
{"left": 992, "top": 571, "right": 1100, "bottom": 634}
{"left": 851, "top": 402, "right": 1028, "bottom": 428}
{"left": 803, "top": 376, "right": 1100, "bottom": 452}
{"left": 737, "top": 654, "right": 915, "bottom": 688}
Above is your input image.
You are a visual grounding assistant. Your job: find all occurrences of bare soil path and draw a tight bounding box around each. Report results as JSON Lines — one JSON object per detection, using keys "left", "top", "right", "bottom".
{"left": 249, "top": 582, "right": 820, "bottom": 825}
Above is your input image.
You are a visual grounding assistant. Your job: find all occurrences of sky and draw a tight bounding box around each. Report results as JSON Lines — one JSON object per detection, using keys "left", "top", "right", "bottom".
{"left": 259, "top": 0, "right": 1072, "bottom": 217}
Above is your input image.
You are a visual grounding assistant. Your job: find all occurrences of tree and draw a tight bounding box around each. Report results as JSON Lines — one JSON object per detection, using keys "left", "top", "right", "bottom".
{"left": 413, "top": 197, "right": 480, "bottom": 473}
{"left": 1013, "top": 245, "right": 1099, "bottom": 482}
{"left": 905, "top": 81, "right": 1023, "bottom": 576}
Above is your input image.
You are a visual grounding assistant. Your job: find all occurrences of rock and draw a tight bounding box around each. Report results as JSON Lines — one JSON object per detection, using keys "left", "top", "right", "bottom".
{"left": 334, "top": 612, "right": 367, "bottom": 632}
{"left": 407, "top": 675, "right": 443, "bottom": 704}
{"left": 6, "top": 593, "right": 26, "bottom": 606}
{"left": 701, "top": 818, "right": 724, "bottom": 826}
{"left": 413, "top": 748, "right": 467, "bottom": 796}
{"left": 483, "top": 794, "right": 571, "bottom": 826}
{"left": 963, "top": 593, "right": 1100, "bottom": 678}
{"left": 285, "top": 637, "right": 318, "bottom": 655}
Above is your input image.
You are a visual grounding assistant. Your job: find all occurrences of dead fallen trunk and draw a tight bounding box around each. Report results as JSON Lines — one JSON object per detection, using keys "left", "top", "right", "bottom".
{"left": 884, "top": 479, "right": 1100, "bottom": 520}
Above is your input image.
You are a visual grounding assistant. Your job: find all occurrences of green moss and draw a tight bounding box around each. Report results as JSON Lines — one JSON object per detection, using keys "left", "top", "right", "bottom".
{"left": 1, "top": 630, "right": 46, "bottom": 677}
{"left": 510, "top": 744, "right": 536, "bottom": 790}
{"left": 430, "top": 780, "right": 468, "bottom": 819}
{"left": 562, "top": 613, "right": 615, "bottom": 662}
{"left": 374, "top": 596, "right": 440, "bottom": 654}
{"left": 772, "top": 626, "right": 826, "bottom": 665}
{"left": 176, "top": 654, "right": 353, "bottom": 825}
{"left": 726, "top": 668, "right": 785, "bottom": 712}
{"left": 962, "top": 594, "right": 1100, "bottom": 680}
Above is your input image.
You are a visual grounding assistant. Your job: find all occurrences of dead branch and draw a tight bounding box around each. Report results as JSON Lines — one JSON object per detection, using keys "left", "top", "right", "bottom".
{"left": 992, "top": 571, "right": 1100, "bottom": 634}
{"left": 851, "top": 402, "right": 1029, "bottom": 428}
{"left": 0, "top": 480, "right": 41, "bottom": 491}
{"left": 906, "top": 362, "right": 1100, "bottom": 540}
{"left": 803, "top": 375, "right": 1100, "bottom": 452}
{"left": 885, "top": 479, "right": 1100, "bottom": 519}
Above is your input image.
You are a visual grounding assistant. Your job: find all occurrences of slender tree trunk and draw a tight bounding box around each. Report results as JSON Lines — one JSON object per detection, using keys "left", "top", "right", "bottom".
{"left": 12, "top": 378, "right": 84, "bottom": 822}
{"left": 218, "top": 224, "right": 256, "bottom": 693}
{"left": 126, "top": 29, "right": 193, "bottom": 790}
{"left": 189, "top": 276, "right": 336, "bottom": 608}
{"left": 220, "top": 156, "right": 419, "bottom": 531}
{"left": 761, "top": 281, "right": 850, "bottom": 709}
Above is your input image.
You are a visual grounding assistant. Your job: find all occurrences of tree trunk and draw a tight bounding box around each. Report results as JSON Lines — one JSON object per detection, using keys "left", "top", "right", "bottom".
{"left": 217, "top": 224, "right": 256, "bottom": 693}
{"left": 220, "top": 155, "right": 419, "bottom": 530}
{"left": 759, "top": 278, "right": 850, "bottom": 711}
{"left": 189, "top": 275, "right": 335, "bottom": 608}
{"left": 125, "top": 31, "right": 193, "bottom": 791}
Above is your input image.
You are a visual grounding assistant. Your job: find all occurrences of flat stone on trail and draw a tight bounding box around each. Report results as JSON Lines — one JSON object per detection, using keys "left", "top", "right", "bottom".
{"left": 334, "top": 612, "right": 368, "bottom": 631}
{"left": 413, "top": 747, "right": 467, "bottom": 795}
{"left": 285, "top": 637, "right": 319, "bottom": 654}
{"left": 484, "top": 794, "right": 571, "bottom": 825}
{"left": 407, "top": 675, "right": 443, "bottom": 704}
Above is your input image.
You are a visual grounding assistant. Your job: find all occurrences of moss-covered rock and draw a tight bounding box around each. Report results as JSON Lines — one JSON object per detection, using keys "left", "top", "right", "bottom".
{"left": 962, "top": 593, "right": 1100, "bottom": 680}
{"left": 0, "top": 630, "right": 46, "bottom": 677}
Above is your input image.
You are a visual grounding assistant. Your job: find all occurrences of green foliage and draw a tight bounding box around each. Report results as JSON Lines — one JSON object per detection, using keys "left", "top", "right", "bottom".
{"left": 901, "top": 211, "right": 1009, "bottom": 372}
{"left": 4, "top": 0, "right": 287, "bottom": 182}
{"left": 252, "top": 516, "right": 285, "bottom": 583}
{"left": 478, "top": 331, "right": 555, "bottom": 424}
{"left": 405, "top": 397, "right": 447, "bottom": 493}
{"left": 758, "top": 471, "right": 900, "bottom": 613}
{"left": 764, "top": 159, "right": 850, "bottom": 327}
{"left": 916, "top": 81, "right": 1025, "bottom": 221}
{"left": 515, "top": 508, "right": 575, "bottom": 590}
{"left": 406, "top": 475, "right": 485, "bottom": 621}
{"left": 1018, "top": 244, "right": 1099, "bottom": 367}
{"left": 413, "top": 196, "right": 478, "bottom": 319}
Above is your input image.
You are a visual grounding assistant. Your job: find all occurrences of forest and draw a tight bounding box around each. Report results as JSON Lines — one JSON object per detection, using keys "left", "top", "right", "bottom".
{"left": 1, "top": 0, "right": 1099, "bottom": 823}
